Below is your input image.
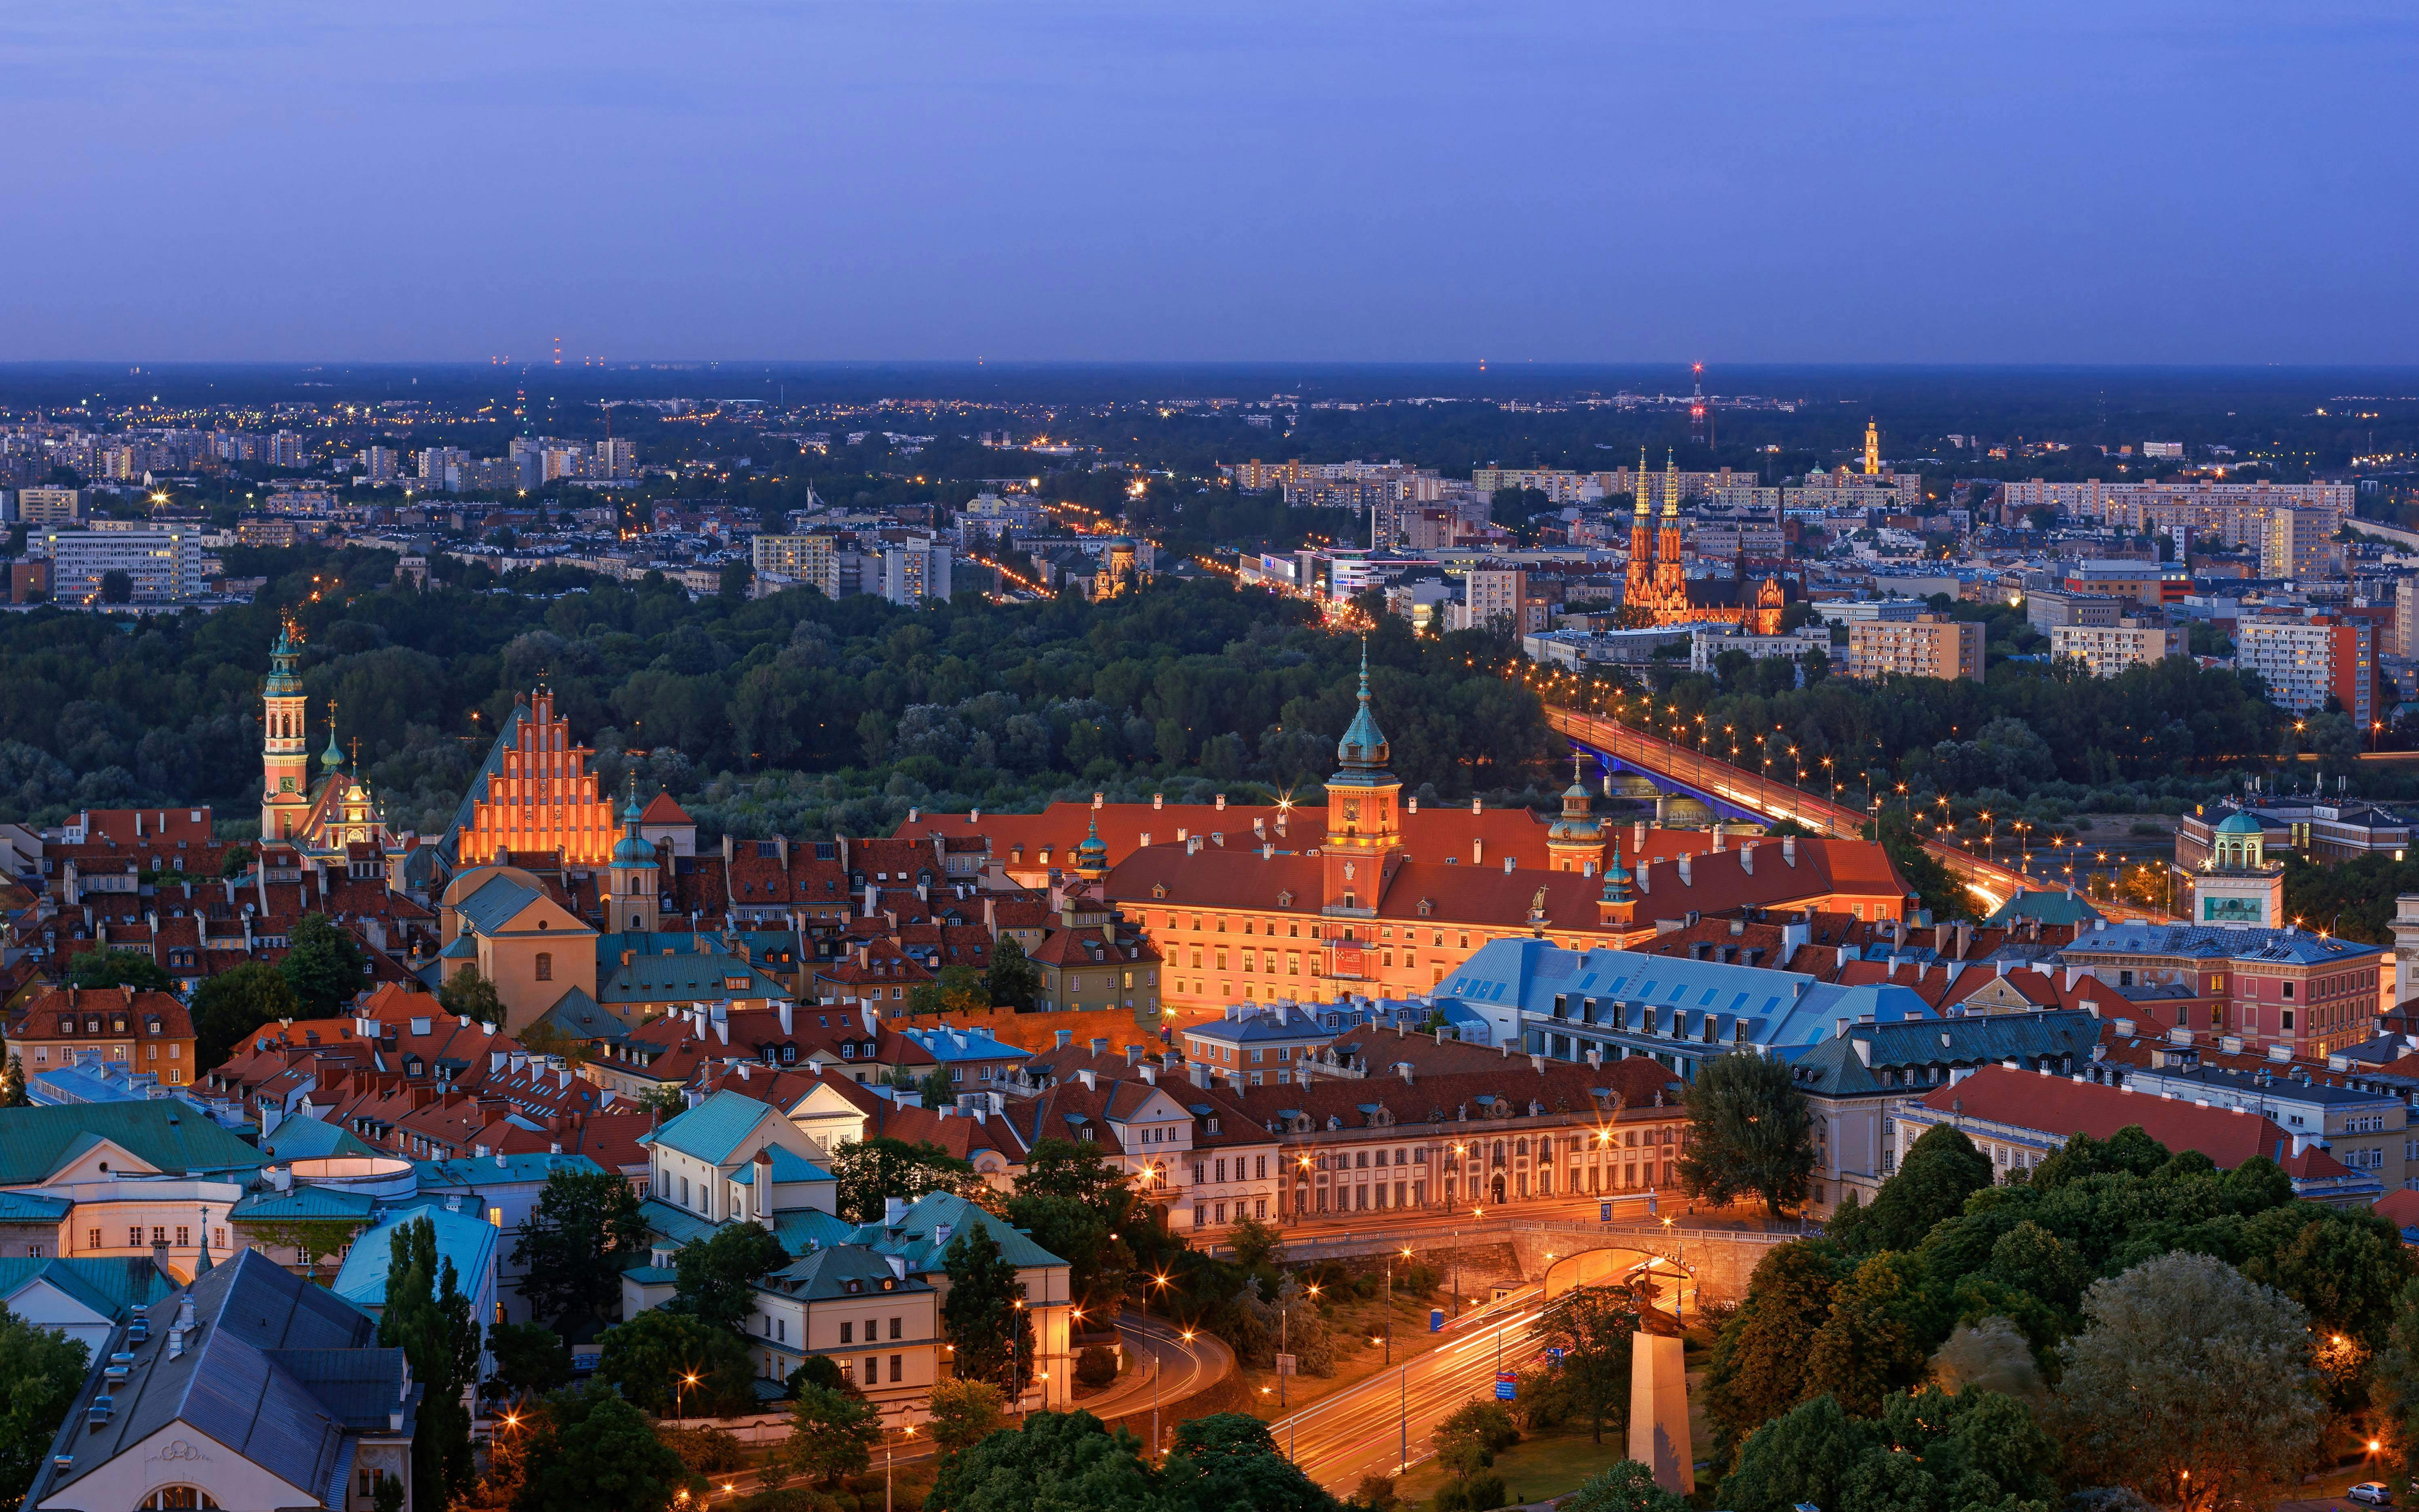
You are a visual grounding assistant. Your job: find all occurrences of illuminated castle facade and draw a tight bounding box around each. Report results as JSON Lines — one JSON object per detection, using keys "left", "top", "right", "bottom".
{"left": 1622, "top": 449, "right": 1789, "bottom": 634}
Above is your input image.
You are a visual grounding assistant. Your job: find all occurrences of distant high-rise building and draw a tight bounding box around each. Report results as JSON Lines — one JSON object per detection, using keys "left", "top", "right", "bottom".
{"left": 418, "top": 446, "right": 472, "bottom": 485}
{"left": 882, "top": 537, "right": 952, "bottom": 606}
{"left": 267, "top": 430, "right": 308, "bottom": 468}
{"left": 596, "top": 437, "right": 637, "bottom": 479}
{"left": 359, "top": 446, "right": 400, "bottom": 482}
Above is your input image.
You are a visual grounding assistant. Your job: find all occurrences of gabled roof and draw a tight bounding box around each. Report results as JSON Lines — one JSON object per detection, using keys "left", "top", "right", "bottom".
{"left": 0, "top": 1255, "right": 172, "bottom": 1323}
{"left": 751, "top": 1145, "right": 830, "bottom": 1184}
{"left": 530, "top": 985, "right": 631, "bottom": 1045}
{"left": 454, "top": 874, "right": 548, "bottom": 935}
{"left": 772, "top": 1207, "right": 857, "bottom": 1256}
{"left": 258, "top": 1115, "right": 380, "bottom": 1162}
{"left": 331, "top": 1202, "right": 499, "bottom": 1310}
{"left": 640, "top": 1089, "right": 784, "bottom": 1167}
{"left": 757, "top": 1243, "right": 929, "bottom": 1300}
{"left": 844, "top": 1190, "right": 1068, "bottom": 1273}
{"left": 0, "top": 1101, "right": 267, "bottom": 1186}
{"left": 640, "top": 792, "right": 694, "bottom": 826}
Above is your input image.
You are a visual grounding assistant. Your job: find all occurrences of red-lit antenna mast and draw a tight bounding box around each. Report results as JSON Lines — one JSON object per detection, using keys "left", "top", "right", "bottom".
{"left": 1688, "top": 362, "right": 1709, "bottom": 448}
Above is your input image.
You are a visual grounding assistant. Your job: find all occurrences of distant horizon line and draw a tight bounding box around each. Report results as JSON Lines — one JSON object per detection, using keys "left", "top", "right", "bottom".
{"left": 4, "top": 359, "right": 2417, "bottom": 373}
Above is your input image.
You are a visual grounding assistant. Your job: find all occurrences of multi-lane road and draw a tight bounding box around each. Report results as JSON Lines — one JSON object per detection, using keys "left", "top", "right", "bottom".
{"left": 1268, "top": 1287, "right": 1549, "bottom": 1493}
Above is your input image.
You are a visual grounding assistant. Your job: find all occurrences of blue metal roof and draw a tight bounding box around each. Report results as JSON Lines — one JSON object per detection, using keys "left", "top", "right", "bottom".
{"left": 259, "top": 1116, "right": 380, "bottom": 1162}
{"left": 416, "top": 1151, "right": 605, "bottom": 1190}
{"left": 641, "top": 1089, "right": 783, "bottom": 1166}
{"left": 2057, "top": 923, "right": 2385, "bottom": 966}
{"left": 454, "top": 875, "right": 543, "bottom": 935}
{"left": 331, "top": 1202, "right": 498, "bottom": 1311}
{"left": 891, "top": 1023, "right": 1025, "bottom": 1064}
{"left": 749, "top": 1145, "right": 831, "bottom": 1185}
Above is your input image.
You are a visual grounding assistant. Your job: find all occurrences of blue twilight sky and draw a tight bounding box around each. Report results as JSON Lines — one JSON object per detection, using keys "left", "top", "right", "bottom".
{"left": 5, "top": 2, "right": 2414, "bottom": 364}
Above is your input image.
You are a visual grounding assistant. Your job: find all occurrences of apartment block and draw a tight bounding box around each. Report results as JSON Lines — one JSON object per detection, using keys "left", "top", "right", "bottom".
{"left": 2262, "top": 507, "right": 2343, "bottom": 581}
{"left": 1845, "top": 613, "right": 1984, "bottom": 683}
{"left": 2236, "top": 614, "right": 2378, "bottom": 721}
{"left": 881, "top": 537, "right": 952, "bottom": 606}
{"left": 754, "top": 533, "right": 839, "bottom": 591}
{"left": 41, "top": 528, "right": 203, "bottom": 604}
{"left": 2049, "top": 618, "right": 2187, "bottom": 677}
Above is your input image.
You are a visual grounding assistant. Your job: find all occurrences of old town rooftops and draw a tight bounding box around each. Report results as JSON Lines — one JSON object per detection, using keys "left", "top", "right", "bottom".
{"left": 2052, "top": 923, "right": 2388, "bottom": 967}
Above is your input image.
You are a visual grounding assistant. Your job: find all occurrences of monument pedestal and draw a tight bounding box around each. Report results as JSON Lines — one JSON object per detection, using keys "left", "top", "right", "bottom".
{"left": 1628, "top": 1330, "right": 1693, "bottom": 1493}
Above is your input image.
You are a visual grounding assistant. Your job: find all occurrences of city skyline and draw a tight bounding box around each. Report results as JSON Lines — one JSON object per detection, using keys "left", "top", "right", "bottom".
{"left": 6, "top": 3, "right": 2415, "bottom": 363}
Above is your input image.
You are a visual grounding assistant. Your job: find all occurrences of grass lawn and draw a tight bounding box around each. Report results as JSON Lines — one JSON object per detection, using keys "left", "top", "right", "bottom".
{"left": 1393, "top": 1430, "right": 1633, "bottom": 1509}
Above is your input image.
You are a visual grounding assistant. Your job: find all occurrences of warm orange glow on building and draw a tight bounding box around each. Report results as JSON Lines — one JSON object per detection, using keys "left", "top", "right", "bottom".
{"left": 455, "top": 690, "right": 615, "bottom": 865}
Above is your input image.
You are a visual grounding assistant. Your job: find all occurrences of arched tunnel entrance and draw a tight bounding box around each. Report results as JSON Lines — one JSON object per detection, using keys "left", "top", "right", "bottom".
{"left": 1539, "top": 1245, "right": 1696, "bottom": 1317}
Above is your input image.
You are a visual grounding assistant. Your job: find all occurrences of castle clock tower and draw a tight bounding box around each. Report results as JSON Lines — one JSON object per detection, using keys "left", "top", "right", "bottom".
{"left": 1323, "top": 643, "right": 1403, "bottom": 916}
{"left": 260, "top": 623, "right": 314, "bottom": 843}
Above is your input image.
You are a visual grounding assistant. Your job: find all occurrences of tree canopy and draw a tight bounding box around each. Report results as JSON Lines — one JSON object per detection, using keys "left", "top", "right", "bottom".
{"left": 1677, "top": 1051, "right": 1815, "bottom": 1217}
{"left": 509, "top": 1168, "right": 651, "bottom": 1334}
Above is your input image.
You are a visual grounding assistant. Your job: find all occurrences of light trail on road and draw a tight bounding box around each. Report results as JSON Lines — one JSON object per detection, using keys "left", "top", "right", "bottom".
{"left": 1268, "top": 1288, "right": 1548, "bottom": 1493}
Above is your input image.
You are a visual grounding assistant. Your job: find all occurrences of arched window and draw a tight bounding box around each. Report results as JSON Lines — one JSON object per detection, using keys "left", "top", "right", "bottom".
{"left": 534, "top": 952, "right": 553, "bottom": 982}
{"left": 140, "top": 1490, "right": 221, "bottom": 1510}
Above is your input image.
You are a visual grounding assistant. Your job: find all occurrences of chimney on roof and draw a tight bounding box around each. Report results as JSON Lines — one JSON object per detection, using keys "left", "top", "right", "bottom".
{"left": 1078, "top": 1068, "right": 1097, "bottom": 1090}
{"left": 1188, "top": 1061, "right": 1209, "bottom": 1088}
{"left": 1089, "top": 1037, "right": 1107, "bottom": 1056}
{"left": 1215, "top": 794, "right": 1227, "bottom": 810}
{"left": 1678, "top": 855, "right": 1693, "bottom": 886}
{"left": 1124, "top": 1044, "right": 1141, "bottom": 1065}
{"left": 1140, "top": 1065, "right": 1156, "bottom": 1084}
{"left": 1499, "top": 1041, "right": 1509, "bottom": 1058}
{"left": 1473, "top": 838, "right": 1484, "bottom": 865}
{"left": 1396, "top": 1061, "right": 1415, "bottom": 1084}
{"left": 778, "top": 1000, "right": 793, "bottom": 1035}
{"left": 1782, "top": 835, "right": 1798, "bottom": 866}
{"left": 1056, "top": 1029, "right": 1073, "bottom": 1050}
{"left": 1503, "top": 856, "right": 1514, "bottom": 874}
{"left": 1711, "top": 821, "right": 1726, "bottom": 851}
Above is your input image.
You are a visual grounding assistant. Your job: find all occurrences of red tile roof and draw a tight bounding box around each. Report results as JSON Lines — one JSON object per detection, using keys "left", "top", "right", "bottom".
{"left": 1913, "top": 1065, "right": 2352, "bottom": 1176}
{"left": 640, "top": 793, "right": 693, "bottom": 825}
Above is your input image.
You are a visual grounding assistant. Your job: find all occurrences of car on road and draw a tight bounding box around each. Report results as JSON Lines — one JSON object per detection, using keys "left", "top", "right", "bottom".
{"left": 2349, "top": 1483, "right": 2391, "bottom": 1506}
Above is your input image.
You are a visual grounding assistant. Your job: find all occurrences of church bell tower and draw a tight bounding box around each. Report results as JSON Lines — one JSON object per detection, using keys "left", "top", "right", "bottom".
{"left": 260, "top": 621, "right": 313, "bottom": 843}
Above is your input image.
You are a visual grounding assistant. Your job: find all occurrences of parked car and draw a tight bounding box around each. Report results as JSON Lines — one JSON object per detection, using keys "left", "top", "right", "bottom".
{"left": 2349, "top": 1482, "right": 2391, "bottom": 1506}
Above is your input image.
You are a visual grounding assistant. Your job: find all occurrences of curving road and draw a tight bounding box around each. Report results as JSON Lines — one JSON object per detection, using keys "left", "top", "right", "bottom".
{"left": 1097, "top": 1311, "right": 1236, "bottom": 1456}
{"left": 1268, "top": 1287, "right": 1546, "bottom": 1493}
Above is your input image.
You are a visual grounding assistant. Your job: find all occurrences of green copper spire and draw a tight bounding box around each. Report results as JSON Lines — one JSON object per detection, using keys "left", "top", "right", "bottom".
{"left": 1334, "top": 638, "right": 1390, "bottom": 774}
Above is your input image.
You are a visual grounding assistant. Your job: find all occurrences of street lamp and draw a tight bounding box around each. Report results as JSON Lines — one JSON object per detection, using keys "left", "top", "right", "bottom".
{"left": 886, "top": 1420, "right": 916, "bottom": 1512}
{"left": 675, "top": 1370, "right": 700, "bottom": 1420}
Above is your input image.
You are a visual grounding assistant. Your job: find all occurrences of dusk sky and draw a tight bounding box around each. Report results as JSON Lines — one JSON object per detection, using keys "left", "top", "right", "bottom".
{"left": 9, "top": 3, "right": 2414, "bottom": 365}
